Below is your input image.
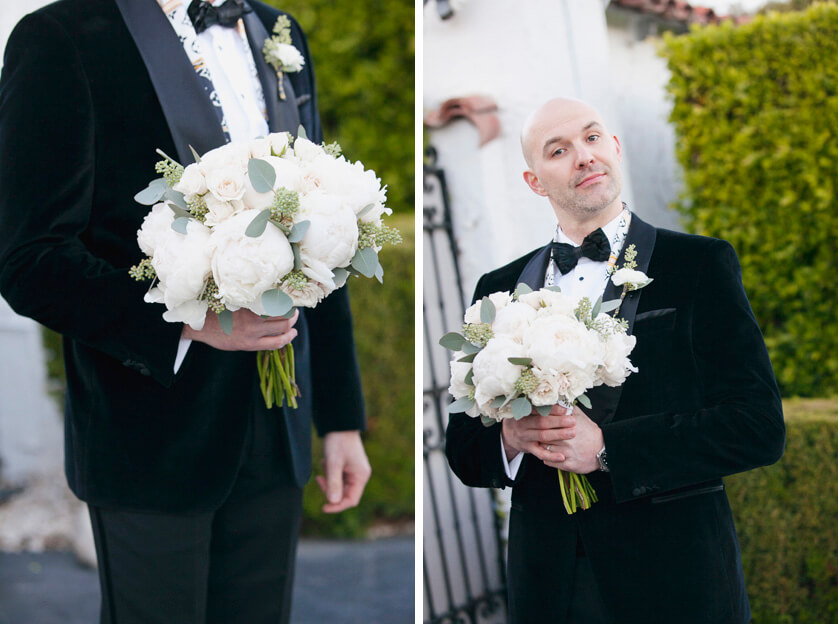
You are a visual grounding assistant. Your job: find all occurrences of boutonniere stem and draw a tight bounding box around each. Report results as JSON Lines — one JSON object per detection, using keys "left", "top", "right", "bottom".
{"left": 607, "top": 244, "right": 653, "bottom": 317}
{"left": 262, "top": 15, "right": 305, "bottom": 100}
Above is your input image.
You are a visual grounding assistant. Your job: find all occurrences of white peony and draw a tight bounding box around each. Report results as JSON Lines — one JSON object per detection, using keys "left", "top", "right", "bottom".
{"left": 464, "top": 291, "right": 513, "bottom": 324}
{"left": 611, "top": 268, "right": 653, "bottom": 290}
{"left": 208, "top": 211, "right": 294, "bottom": 311}
{"left": 297, "top": 192, "right": 358, "bottom": 271}
{"left": 308, "top": 155, "right": 389, "bottom": 221}
{"left": 471, "top": 337, "right": 526, "bottom": 407}
{"left": 206, "top": 164, "right": 247, "bottom": 203}
{"left": 519, "top": 288, "right": 578, "bottom": 318}
{"left": 599, "top": 329, "right": 638, "bottom": 387}
{"left": 149, "top": 219, "right": 212, "bottom": 313}
{"left": 292, "top": 137, "right": 325, "bottom": 163}
{"left": 199, "top": 142, "right": 251, "bottom": 171}
{"left": 267, "top": 43, "right": 305, "bottom": 72}
{"left": 448, "top": 354, "right": 473, "bottom": 400}
{"left": 490, "top": 301, "right": 537, "bottom": 342}
{"left": 241, "top": 156, "right": 303, "bottom": 212}
{"left": 137, "top": 202, "right": 174, "bottom": 256}
{"left": 173, "top": 163, "right": 207, "bottom": 200}
{"left": 280, "top": 279, "right": 330, "bottom": 308}
{"left": 162, "top": 299, "right": 209, "bottom": 330}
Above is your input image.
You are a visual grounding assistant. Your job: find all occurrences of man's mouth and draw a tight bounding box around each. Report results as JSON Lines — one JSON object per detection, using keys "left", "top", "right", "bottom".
{"left": 576, "top": 173, "right": 606, "bottom": 188}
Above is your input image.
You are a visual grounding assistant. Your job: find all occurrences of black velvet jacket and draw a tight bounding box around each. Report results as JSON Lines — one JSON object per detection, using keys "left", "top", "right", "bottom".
{"left": 445, "top": 215, "right": 785, "bottom": 624}
{"left": 0, "top": 0, "right": 364, "bottom": 512}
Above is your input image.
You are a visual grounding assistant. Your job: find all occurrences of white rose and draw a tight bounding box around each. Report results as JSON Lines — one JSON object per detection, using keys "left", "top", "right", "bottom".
{"left": 149, "top": 219, "right": 212, "bottom": 310}
{"left": 208, "top": 211, "right": 294, "bottom": 311}
{"left": 268, "top": 43, "right": 305, "bottom": 72}
{"left": 206, "top": 164, "right": 247, "bottom": 203}
{"left": 599, "top": 330, "right": 638, "bottom": 387}
{"left": 270, "top": 132, "right": 291, "bottom": 157}
{"left": 448, "top": 354, "right": 473, "bottom": 400}
{"left": 204, "top": 195, "right": 242, "bottom": 227}
{"left": 137, "top": 202, "right": 174, "bottom": 256}
{"left": 249, "top": 137, "right": 272, "bottom": 159}
{"left": 199, "top": 142, "right": 250, "bottom": 171}
{"left": 297, "top": 192, "right": 358, "bottom": 271}
{"left": 490, "top": 301, "right": 537, "bottom": 342}
{"left": 471, "top": 337, "right": 527, "bottom": 407}
{"left": 519, "top": 288, "right": 578, "bottom": 318}
{"left": 308, "top": 155, "right": 389, "bottom": 220}
{"left": 464, "top": 291, "right": 513, "bottom": 325}
{"left": 527, "top": 367, "right": 568, "bottom": 407}
{"left": 292, "top": 137, "right": 325, "bottom": 162}
{"left": 173, "top": 163, "right": 207, "bottom": 200}
{"left": 280, "top": 278, "right": 329, "bottom": 308}
{"left": 611, "top": 268, "right": 653, "bottom": 289}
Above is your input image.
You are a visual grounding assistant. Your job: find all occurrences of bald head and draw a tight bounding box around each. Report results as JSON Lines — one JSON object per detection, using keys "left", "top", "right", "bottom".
{"left": 520, "top": 98, "right": 607, "bottom": 168}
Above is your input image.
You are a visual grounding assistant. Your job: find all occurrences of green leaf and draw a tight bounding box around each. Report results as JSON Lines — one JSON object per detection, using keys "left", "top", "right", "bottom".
{"left": 332, "top": 267, "right": 349, "bottom": 288}
{"left": 262, "top": 288, "right": 293, "bottom": 317}
{"left": 164, "top": 188, "right": 187, "bottom": 211}
{"left": 480, "top": 297, "right": 496, "bottom": 324}
{"left": 544, "top": 286, "right": 562, "bottom": 293}
{"left": 269, "top": 219, "right": 291, "bottom": 235}
{"left": 511, "top": 397, "right": 533, "bottom": 419}
{"left": 287, "top": 220, "right": 310, "bottom": 243}
{"left": 374, "top": 261, "right": 384, "bottom": 284}
{"left": 447, "top": 397, "right": 474, "bottom": 414}
{"left": 296, "top": 124, "right": 308, "bottom": 140}
{"left": 600, "top": 299, "right": 621, "bottom": 313}
{"left": 507, "top": 357, "right": 532, "bottom": 366}
{"left": 535, "top": 405, "right": 552, "bottom": 417}
{"left": 171, "top": 217, "right": 190, "bottom": 234}
{"left": 247, "top": 158, "right": 276, "bottom": 193}
{"left": 292, "top": 243, "right": 302, "bottom": 270}
{"left": 188, "top": 145, "right": 202, "bottom": 164}
{"left": 461, "top": 342, "right": 480, "bottom": 355}
{"left": 490, "top": 397, "right": 506, "bottom": 408}
{"left": 515, "top": 282, "right": 533, "bottom": 296}
{"left": 480, "top": 415, "right": 496, "bottom": 428}
{"left": 457, "top": 352, "right": 477, "bottom": 363}
{"left": 245, "top": 209, "right": 270, "bottom": 238}
{"left": 167, "top": 202, "right": 191, "bottom": 220}
{"left": 357, "top": 203, "right": 375, "bottom": 218}
{"left": 592, "top": 296, "right": 602, "bottom": 318}
{"left": 577, "top": 394, "right": 591, "bottom": 409}
{"left": 464, "top": 368, "right": 474, "bottom": 385}
{"left": 134, "top": 178, "right": 168, "bottom": 205}
{"left": 351, "top": 247, "right": 378, "bottom": 278}
{"left": 438, "top": 332, "right": 466, "bottom": 351}
{"left": 217, "top": 310, "right": 233, "bottom": 336}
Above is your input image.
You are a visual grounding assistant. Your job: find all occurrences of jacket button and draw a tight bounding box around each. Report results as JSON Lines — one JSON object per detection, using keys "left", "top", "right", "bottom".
{"left": 490, "top": 479, "right": 500, "bottom": 488}
{"left": 632, "top": 487, "right": 644, "bottom": 496}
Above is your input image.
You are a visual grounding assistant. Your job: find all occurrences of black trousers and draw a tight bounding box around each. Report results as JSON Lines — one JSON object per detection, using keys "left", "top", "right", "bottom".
{"left": 88, "top": 407, "right": 302, "bottom": 624}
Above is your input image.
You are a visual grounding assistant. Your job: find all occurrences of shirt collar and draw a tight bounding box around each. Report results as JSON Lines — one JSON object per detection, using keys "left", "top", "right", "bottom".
{"left": 553, "top": 206, "right": 626, "bottom": 246}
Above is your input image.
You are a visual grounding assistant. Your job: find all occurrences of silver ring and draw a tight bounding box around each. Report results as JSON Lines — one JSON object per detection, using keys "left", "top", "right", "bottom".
{"left": 546, "top": 444, "right": 552, "bottom": 452}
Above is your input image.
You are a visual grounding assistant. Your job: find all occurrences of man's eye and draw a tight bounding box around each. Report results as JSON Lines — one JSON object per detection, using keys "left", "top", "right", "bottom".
{"left": 587, "top": 134, "right": 600, "bottom": 142}
{"left": 553, "top": 148, "right": 566, "bottom": 156}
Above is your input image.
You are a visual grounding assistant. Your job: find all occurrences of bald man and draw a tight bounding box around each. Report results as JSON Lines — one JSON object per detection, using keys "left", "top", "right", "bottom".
{"left": 445, "top": 99, "right": 785, "bottom": 624}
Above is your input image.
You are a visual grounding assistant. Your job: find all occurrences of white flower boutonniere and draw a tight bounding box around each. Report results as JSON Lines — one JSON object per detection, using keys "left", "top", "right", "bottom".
{"left": 607, "top": 244, "right": 652, "bottom": 316}
{"left": 262, "top": 15, "right": 305, "bottom": 100}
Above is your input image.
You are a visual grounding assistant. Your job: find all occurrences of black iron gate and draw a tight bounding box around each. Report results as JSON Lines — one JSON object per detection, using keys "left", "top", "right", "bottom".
{"left": 423, "top": 147, "right": 508, "bottom": 624}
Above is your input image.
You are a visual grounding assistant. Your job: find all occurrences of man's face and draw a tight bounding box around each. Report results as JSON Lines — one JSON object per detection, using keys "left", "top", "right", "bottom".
{"left": 522, "top": 100, "right": 623, "bottom": 218}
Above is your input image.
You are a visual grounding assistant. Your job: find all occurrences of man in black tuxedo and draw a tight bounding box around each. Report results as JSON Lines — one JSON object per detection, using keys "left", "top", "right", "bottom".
{"left": 445, "top": 98, "right": 785, "bottom": 623}
{"left": 0, "top": 1, "right": 370, "bottom": 622}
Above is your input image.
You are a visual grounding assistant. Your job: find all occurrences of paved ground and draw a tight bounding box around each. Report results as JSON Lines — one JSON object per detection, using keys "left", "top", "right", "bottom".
{"left": 0, "top": 536, "right": 414, "bottom": 624}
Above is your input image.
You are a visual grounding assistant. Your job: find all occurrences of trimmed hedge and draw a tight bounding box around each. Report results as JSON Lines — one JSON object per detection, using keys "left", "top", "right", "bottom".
{"left": 263, "top": 0, "right": 415, "bottom": 217}
{"left": 301, "top": 214, "right": 414, "bottom": 536}
{"left": 661, "top": 4, "right": 838, "bottom": 397}
{"left": 727, "top": 400, "right": 838, "bottom": 623}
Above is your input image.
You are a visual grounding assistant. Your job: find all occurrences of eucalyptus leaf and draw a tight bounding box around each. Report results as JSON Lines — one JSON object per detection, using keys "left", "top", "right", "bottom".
{"left": 171, "top": 217, "right": 190, "bottom": 234}
{"left": 164, "top": 187, "right": 187, "bottom": 211}
{"left": 464, "top": 368, "right": 474, "bottom": 385}
{"left": 332, "top": 267, "right": 349, "bottom": 288}
{"left": 600, "top": 299, "right": 621, "bottom": 313}
{"left": 577, "top": 394, "right": 592, "bottom": 409}
{"left": 245, "top": 209, "right": 270, "bottom": 238}
{"left": 457, "top": 352, "right": 477, "bottom": 363}
{"left": 374, "top": 261, "right": 384, "bottom": 285}
{"left": 438, "top": 332, "right": 466, "bottom": 351}
{"left": 247, "top": 158, "right": 276, "bottom": 193}
{"left": 545, "top": 286, "right": 562, "bottom": 293}
{"left": 510, "top": 397, "right": 533, "bottom": 419}
{"left": 507, "top": 357, "right": 532, "bottom": 366}
{"left": 447, "top": 397, "right": 475, "bottom": 414}
{"left": 269, "top": 219, "right": 291, "bottom": 234}
{"left": 296, "top": 125, "right": 308, "bottom": 140}
{"left": 592, "top": 296, "right": 602, "bottom": 318}
{"left": 357, "top": 203, "right": 375, "bottom": 218}
{"left": 480, "top": 297, "right": 496, "bottom": 324}
{"left": 217, "top": 310, "right": 233, "bottom": 336}
{"left": 351, "top": 247, "right": 378, "bottom": 278}
{"left": 515, "top": 282, "right": 533, "bottom": 296}
{"left": 461, "top": 342, "right": 480, "bottom": 355}
{"left": 500, "top": 393, "right": 516, "bottom": 409}
{"left": 292, "top": 243, "right": 302, "bottom": 270}
{"left": 167, "top": 202, "right": 191, "bottom": 220}
{"left": 490, "top": 397, "right": 506, "bottom": 408}
{"left": 262, "top": 288, "right": 293, "bottom": 317}
{"left": 188, "top": 145, "right": 202, "bottom": 164}
{"left": 535, "top": 405, "right": 552, "bottom": 417}
{"left": 134, "top": 178, "right": 168, "bottom": 205}
{"left": 480, "top": 415, "right": 496, "bottom": 428}
{"left": 287, "top": 220, "right": 310, "bottom": 243}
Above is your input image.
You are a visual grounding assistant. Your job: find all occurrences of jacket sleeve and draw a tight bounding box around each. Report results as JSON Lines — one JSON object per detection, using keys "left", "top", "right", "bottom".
{"left": 603, "top": 239, "right": 785, "bottom": 503}
{"left": 0, "top": 13, "right": 182, "bottom": 387}
{"left": 445, "top": 273, "right": 515, "bottom": 489}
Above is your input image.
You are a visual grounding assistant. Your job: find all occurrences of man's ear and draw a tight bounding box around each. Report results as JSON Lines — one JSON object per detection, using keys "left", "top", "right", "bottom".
{"left": 613, "top": 135, "right": 622, "bottom": 162}
{"left": 523, "top": 170, "right": 547, "bottom": 197}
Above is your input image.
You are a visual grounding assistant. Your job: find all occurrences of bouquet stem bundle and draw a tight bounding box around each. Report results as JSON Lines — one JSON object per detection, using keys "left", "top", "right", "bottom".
{"left": 558, "top": 469, "right": 598, "bottom": 514}
{"left": 256, "top": 346, "right": 299, "bottom": 409}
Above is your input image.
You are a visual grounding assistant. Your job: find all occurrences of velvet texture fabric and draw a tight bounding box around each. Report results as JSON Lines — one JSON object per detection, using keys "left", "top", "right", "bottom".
{"left": 446, "top": 215, "right": 785, "bottom": 624}
{"left": 0, "top": 0, "right": 365, "bottom": 513}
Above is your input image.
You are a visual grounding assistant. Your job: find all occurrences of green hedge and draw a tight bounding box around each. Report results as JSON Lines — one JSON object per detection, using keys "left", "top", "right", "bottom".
{"left": 727, "top": 400, "right": 838, "bottom": 623}
{"left": 263, "top": 0, "right": 414, "bottom": 216}
{"left": 302, "top": 214, "right": 414, "bottom": 536}
{"left": 661, "top": 4, "right": 838, "bottom": 397}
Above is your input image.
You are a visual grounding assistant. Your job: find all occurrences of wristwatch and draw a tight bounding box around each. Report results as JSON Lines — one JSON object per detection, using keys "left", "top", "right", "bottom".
{"left": 596, "top": 445, "right": 609, "bottom": 472}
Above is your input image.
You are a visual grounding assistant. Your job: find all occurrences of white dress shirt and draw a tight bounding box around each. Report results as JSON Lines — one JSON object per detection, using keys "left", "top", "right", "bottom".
{"left": 500, "top": 210, "right": 631, "bottom": 480}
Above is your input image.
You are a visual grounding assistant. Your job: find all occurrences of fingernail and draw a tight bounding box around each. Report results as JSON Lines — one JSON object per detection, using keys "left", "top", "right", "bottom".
{"left": 328, "top": 493, "right": 340, "bottom": 503}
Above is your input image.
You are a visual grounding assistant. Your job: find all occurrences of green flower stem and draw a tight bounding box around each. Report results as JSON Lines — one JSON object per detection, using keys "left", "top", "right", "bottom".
{"left": 257, "top": 345, "right": 299, "bottom": 409}
{"left": 557, "top": 469, "right": 598, "bottom": 514}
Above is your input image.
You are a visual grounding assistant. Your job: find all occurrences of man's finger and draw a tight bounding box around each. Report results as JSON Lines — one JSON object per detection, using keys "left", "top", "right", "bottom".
{"left": 324, "top": 458, "right": 343, "bottom": 504}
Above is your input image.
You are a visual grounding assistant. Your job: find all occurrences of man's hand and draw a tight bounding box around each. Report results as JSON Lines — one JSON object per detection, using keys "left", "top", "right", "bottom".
{"left": 316, "top": 430, "right": 371, "bottom": 514}
{"left": 539, "top": 405, "right": 603, "bottom": 474}
{"left": 183, "top": 309, "right": 299, "bottom": 351}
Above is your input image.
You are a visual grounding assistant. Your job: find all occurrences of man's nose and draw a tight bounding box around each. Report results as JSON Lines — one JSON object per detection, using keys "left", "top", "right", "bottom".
{"left": 575, "top": 145, "right": 594, "bottom": 168}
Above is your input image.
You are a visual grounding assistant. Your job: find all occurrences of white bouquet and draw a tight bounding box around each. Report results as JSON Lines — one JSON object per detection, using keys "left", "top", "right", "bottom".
{"left": 440, "top": 284, "right": 638, "bottom": 514}
{"left": 130, "top": 130, "right": 400, "bottom": 409}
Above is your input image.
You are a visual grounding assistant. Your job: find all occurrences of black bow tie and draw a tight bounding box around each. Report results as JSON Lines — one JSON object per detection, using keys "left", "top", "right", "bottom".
{"left": 550, "top": 228, "right": 611, "bottom": 275}
{"left": 187, "top": 0, "right": 252, "bottom": 34}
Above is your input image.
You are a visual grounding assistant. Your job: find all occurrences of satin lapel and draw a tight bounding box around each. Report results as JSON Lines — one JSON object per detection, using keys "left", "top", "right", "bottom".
{"left": 242, "top": 9, "right": 301, "bottom": 135}
{"left": 587, "top": 214, "right": 657, "bottom": 425}
{"left": 515, "top": 242, "right": 553, "bottom": 290}
{"left": 114, "top": 0, "right": 226, "bottom": 164}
